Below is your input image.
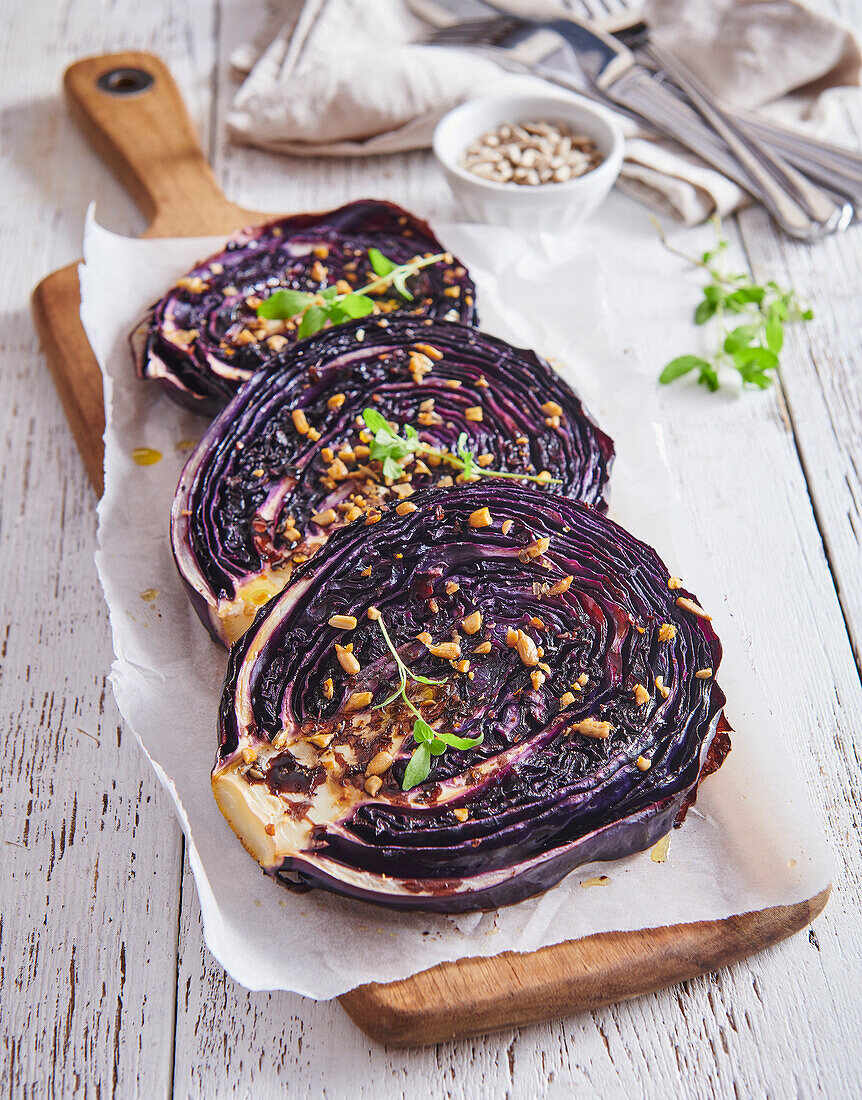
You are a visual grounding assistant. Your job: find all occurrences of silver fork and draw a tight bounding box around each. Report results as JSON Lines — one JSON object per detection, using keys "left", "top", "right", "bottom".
{"left": 420, "top": 15, "right": 854, "bottom": 237}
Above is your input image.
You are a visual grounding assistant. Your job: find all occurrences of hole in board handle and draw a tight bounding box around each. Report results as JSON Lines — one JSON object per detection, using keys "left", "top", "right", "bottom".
{"left": 97, "top": 68, "right": 155, "bottom": 96}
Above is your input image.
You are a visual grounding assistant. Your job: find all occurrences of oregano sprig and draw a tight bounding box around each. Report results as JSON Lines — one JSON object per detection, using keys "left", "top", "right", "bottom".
{"left": 372, "top": 612, "right": 483, "bottom": 790}
{"left": 654, "top": 217, "right": 813, "bottom": 393}
{"left": 362, "top": 409, "right": 560, "bottom": 486}
{"left": 255, "top": 249, "right": 447, "bottom": 338}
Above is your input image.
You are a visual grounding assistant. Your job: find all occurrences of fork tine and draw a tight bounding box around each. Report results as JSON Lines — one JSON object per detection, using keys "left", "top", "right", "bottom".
{"left": 415, "top": 17, "right": 520, "bottom": 48}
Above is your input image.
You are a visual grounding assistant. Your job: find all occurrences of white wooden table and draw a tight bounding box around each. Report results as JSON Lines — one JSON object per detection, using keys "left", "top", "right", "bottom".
{"left": 3, "top": 1, "right": 862, "bottom": 1095}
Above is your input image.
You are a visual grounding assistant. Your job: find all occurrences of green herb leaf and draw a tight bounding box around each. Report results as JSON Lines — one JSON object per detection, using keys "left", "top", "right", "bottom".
{"left": 256, "top": 289, "right": 314, "bottom": 320}
{"left": 402, "top": 741, "right": 431, "bottom": 790}
{"left": 432, "top": 729, "right": 484, "bottom": 751}
{"left": 368, "top": 248, "right": 398, "bottom": 277}
{"left": 429, "top": 738, "right": 448, "bottom": 756}
{"left": 659, "top": 355, "right": 710, "bottom": 384}
{"left": 382, "top": 455, "right": 403, "bottom": 480}
{"left": 723, "top": 325, "right": 759, "bottom": 354}
{"left": 412, "top": 719, "right": 434, "bottom": 743}
{"left": 362, "top": 408, "right": 390, "bottom": 435}
{"left": 297, "top": 304, "right": 328, "bottom": 339}
{"left": 694, "top": 298, "right": 717, "bottom": 325}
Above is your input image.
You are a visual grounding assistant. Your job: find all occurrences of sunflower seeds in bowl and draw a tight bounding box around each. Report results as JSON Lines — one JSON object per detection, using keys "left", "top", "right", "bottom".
{"left": 461, "top": 121, "right": 604, "bottom": 187}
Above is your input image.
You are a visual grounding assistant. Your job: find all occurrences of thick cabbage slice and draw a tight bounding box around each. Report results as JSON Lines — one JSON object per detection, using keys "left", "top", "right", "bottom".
{"left": 213, "top": 484, "right": 729, "bottom": 913}
{"left": 130, "top": 199, "right": 477, "bottom": 414}
{"left": 172, "top": 317, "right": 614, "bottom": 645}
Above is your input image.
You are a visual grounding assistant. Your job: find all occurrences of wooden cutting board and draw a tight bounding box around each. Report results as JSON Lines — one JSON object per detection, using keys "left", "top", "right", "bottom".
{"left": 31, "top": 50, "right": 829, "bottom": 1048}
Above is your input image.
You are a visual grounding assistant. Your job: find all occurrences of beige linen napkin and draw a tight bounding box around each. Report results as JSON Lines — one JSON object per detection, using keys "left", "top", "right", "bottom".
{"left": 227, "top": 0, "right": 861, "bottom": 225}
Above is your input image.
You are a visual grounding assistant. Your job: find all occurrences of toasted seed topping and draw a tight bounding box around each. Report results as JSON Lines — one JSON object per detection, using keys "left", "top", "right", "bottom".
{"left": 541, "top": 400, "right": 563, "bottom": 417}
{"left": 668, "top": 577, "right": 683, "bottom": 590}
{"left": 365, "top": 512, "right": 382, "bottom": 525}
{"left": 345, "top": 691, "right": 373, "bottom": 711}
{"left": 292, "top": 408, "right": 309, "bottom": 435}
{"left": 266, "top": 334, "right": 289, "bottom": 352}
{"left": 454, "top": 659, "right": 471, "bottom": 673}
{"left": 548, "top": 574, "right": 573, "bottom": 596}
{"left": 327, "top": 393, "right": 346, "bottom": 410}
{"left": 361, "top": 566, "right": 373, "bottom": 576}
{"left": 695, "top": 667, "right": 713, "bottom": 679}
{"left": 461, "top": 610, "right": 483, "bottom": 635}
{"left": 312, "top": 508, "right": 337, "bottom": 526}
{"left": 473, "top": 641, "right": 492, "bottom": 654}
{"left": 676, "top": 597, "right": 712, "bottom": 620}
{"left": 335, "top": 644, "right": 360, "bottom": 675}
{"left": 396, "top": 501, "right": 418, "bottom": 515}
{"left": 516, "top": 630, "right": 539, "bottom": 667}
{"left": 636, "top": 755, "right": 652, "bottom": 771}
{"left": 524, "top": 537, "right": 551, "bottom": 559}
{"left": 655, "top": 675, "right": 670, "bottom": 699}
{"left": 465, "top": 406, "right": 483, "bottom": 422}
{"left": 531, "top": 670, "right": 546, "bottom": 690}
{"left": 366, "top": 750, "right": 394, "bottom": 777}
{"left": 366, "top": 606, "right": 381, "bottom": 621}
{"left": 633, "top": 683, "right": 651, "bottom": 706}
{"left": 329, "top": 614, "right": 357, "bottom": 630}
{"left": 429, "top": 641, "right": 461, "bottom": 660}
{"left": 428, "top": 597, "right": 439, "bottom": 613}
{"left": 323, "top": 677, "right": 334, "bottom": 699}
{"left": 506, "top": 628, "right": 518, "bottom": 647}
{"left": 241, "top": 745, "right": 258, "bottom": 765}
{"left": 416, "top": 631, "right": 433, "bottom": 645}
{"left": 469, "top": 507, "right": 492, "bottom": 528}
{"left": 312, "top": 244, "right": 330, "bottom": 259}
{"left": 308, "top": 731, "right": 335, "bottom": 749}
{"left": 571, "top": 718, "right": 613, "bottom": 739}
{"left": 453, "top": 807, "right": 469, "bottom": 822}
{"left": 559, "top": 691, "right": 576, "bottom": 709}
{"left": 445, "top": 581, "right": 460, "bottom": 595}
{"left": 658, "top": 623, "right": 677, "bottom": 642}
{"left": 364, "top": 775, "right": 383, "bottom": 797}
{"left": 414, "top": 343, "right": 443, "bottom": 360}
{"left": 501, "top": 519, "right": 514, "bottom": 536}
{"left": 307, "top": 428, "right": 321, "bottom": 442}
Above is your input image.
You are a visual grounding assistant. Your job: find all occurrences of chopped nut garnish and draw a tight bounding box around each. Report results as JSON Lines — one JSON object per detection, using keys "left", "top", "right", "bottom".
{"left": 241, "top": 745, "right": 258, "bottom": 765}
{"left": 419, "top": 398, "right": 436, "bottom": 413}
{"left": 396, "top": 501, "right": 418, "bottom": 515}
{"left": 366, "top": 750, "right": 394, "bottom": 777}
{"left": 695, "top": 668, "right": 713, "bottom": 679}
{"left": 655, "top": 675, "right": 670, "bottom": 699}
{"left": 523, "top": 537, "right": 551, "bottom": 559}
{"left": 636, "top": 755, "right": 652, "bottom": 772}
{"left": 658, "top": 623, "right": 677, "bottom": 642}
{"left": 291, "top": 408, "right": 309, "bottom": 435}
{"left": 428, "top": 597, "right": 439, "bottom": 614}
{"left": 176, "top": 275, "right": 208, "bottom": 293}
{"left": 465, "top": 406, "right": 483, "bottom": 422}
{"left": 327, "top": 393, "right": 346, "bottom": 410}
{"left": 501, "top": 519, "right": 514, "bottom": 536}
{"left": 310, "top": 260, "right": 327, "bottom": 282}
{"left": 335, "top": 644, "right": 360, "bottom": 675}
{"left": 308, "top": 731, "right": 335, "bottom": 749}
{"left": 233, "top": 328, "right": 255, "bottom": 346}
{"left": 364, "top": 775, "right": 383, "bottom": 797}
{"left": 345, "top": 691, "right": 373, "bottom": 711}
{"left": 570, "top": 718, "right": 613, "bottom": 740}
{"left": 414, "top": 343, "right": 443, "bottom": 360}
{"left": 323, "top": 677, "right": 334, "bottom": 700}
{"left": 444, "top": 379, "right": 462, "bottom": 388}
{"left": 312, "top": 508, "right": 337, "bottom": 526}
{"left": 676, "top": 597, "right": 711, "bottom": 620}
{"left": 267, "top": 334, "right": 288, "bottom": 352}
{"left": 328, "top": 458, "right": 349, "bottom": 480}
{"left": 668, "top": 577, "right": 683, "bottom": 590}
{"left": 416, "top": 631, "right": 433, "bottom": 646}
{"left": 516, "top": 630, "right": 539, "bottom": 668}
{"left": 409, "top": 351, "right": 433, "bottom": 380}
{"left": 461, "top": 611, "right": 482, "bottom": 635}
{"left": 633, "top": 683, "right": 651, "bottom": 706}
{"left": 366, "top": 607, "right": 381, "bottom": 621}
{"left": 548, "top": 575, "right": 573, "bottom": 596}
{"left": 469, "top": 507, "right": 492, "bottom": 528}
{"left": 476, "top": 453, "right": 494, "bottom": 468}
{"left": 312, "top": 244, "right": 330, "bottom": 259}
{"left": 473, "top": 641, "right": 492, "bottom": 655}
{"left": 321, "top": 447, "right": 335, "bottom": 463}
{"left": 365, "top": 512, "right": 382, "bottom": 525}
{"left": 329, "top": 614, "right": 358, "bottom": 630}
{"left": 559, "top": 691, "right": 576, "bottom": 709}
{"left": 575, "top": 673, "right": 589, "bottom": 689}
{"left": 361, "top": 566, "right": 373, "bottom": 576}
{"left": 453, "top": 807, "right": 469, "bottom": 822}
{"left": 282, "top": 527, "right": 301, "bottom": 544}
{"left": 429, "top": 641, "right": 461, "bottom": 660}
{"left": 307, "top": 428, "right": 321, "bottom": 442}
{"left": 454, "top": 659, "right": 471, "bottom": 674}
{"left": 445, "top": 581, "right": 460, "bottom": 595}
{"left": 531, "top": 670, "right": 546, "bottom": 690}
{"left": 437, "top": 476, "right": 454, "bottom": 487}
{"left": 541, "top": 400, "right": 563, "bottom": 417}
{"left": 506, "top": 628, "right": 518, "bottom": 647}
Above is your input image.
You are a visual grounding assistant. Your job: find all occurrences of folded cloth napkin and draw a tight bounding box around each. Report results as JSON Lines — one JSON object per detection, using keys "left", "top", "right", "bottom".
{"left": 227, "top": 0, "right": 861, "bottom": 225}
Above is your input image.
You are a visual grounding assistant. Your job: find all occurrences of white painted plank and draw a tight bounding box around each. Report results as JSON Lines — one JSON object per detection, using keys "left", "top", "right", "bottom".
{"left": 0, "top": 0, "right": 219, "bottom": 1095}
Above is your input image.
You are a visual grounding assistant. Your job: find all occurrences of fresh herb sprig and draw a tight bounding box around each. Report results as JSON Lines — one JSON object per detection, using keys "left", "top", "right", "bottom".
{"left": 372, "top": 613, "right": 483, "bottom": 790}
{"left": 362, "top": 408, "right": 560, "bottom": 486}
{"left": 255, "top": 249, "right": 447, "bottom": 339}
{"left": 654, "top": 217, "right": 813, "bottom": 393}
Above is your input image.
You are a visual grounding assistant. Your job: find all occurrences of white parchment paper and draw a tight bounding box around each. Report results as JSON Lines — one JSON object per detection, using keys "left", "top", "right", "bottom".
{"left": 80, "top": 209, "right": 833, "bottom": 999}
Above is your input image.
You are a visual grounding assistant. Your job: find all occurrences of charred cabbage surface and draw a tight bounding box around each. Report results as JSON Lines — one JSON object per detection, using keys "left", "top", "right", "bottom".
{"left": 213, "top": 484, "right": 728, "bottom": 913}
{"left": 130, "top": 199, "right": 477, "bottom": 414}
{"left": 172, "top": 317, "right": 614, "bottom": 645}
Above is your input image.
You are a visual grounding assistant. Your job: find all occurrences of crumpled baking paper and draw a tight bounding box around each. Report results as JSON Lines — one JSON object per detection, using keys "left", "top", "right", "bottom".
{"left": 80, "top": 208, "right": 832, "bottom": 999}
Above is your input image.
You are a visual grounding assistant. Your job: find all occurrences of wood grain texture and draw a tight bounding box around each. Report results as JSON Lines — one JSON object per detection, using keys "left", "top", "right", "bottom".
{"left": 5, "top": 0, "right": 862, "bottom": 1093}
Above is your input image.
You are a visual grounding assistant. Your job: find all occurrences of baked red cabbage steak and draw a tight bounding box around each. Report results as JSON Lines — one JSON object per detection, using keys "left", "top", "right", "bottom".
{"left": 172, "top": 317, "right": 614, "bottom": 645}
{"left": 213, "top": 483, "right": 729, "bottom": 913}
{"left": 130, "top": 200, "right": 477, "bottom": 413}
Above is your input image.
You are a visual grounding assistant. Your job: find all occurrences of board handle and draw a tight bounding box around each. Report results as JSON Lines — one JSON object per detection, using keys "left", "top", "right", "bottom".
{"left": 64, "top": 51, "right": 247, "bottom": 237}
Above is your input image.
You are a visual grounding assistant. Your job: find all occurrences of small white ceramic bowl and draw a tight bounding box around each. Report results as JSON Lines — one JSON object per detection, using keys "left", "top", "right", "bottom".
{"left": 433, "top": 92, "right": 624, "bottom": 231}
